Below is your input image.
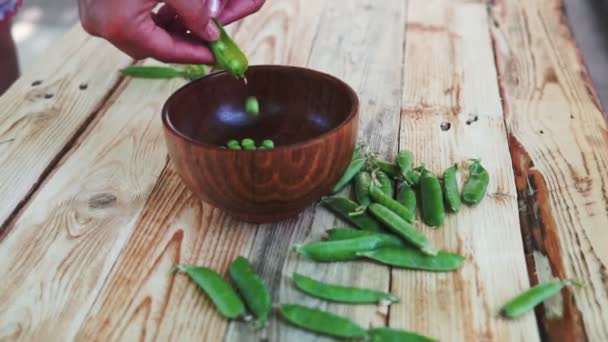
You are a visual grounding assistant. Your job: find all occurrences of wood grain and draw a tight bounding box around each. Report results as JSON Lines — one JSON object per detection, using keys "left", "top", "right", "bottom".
{"left": 0, "top": 26, "right": 132, "bottom": 232}
{"left": 491, "top": 0, "right": 608, "bottom": 340}
{"left": 0, "top": 60, "right": 185, "bottom": 341}
{"left": 393, "top": 1, "right": 538, "bottom": 341}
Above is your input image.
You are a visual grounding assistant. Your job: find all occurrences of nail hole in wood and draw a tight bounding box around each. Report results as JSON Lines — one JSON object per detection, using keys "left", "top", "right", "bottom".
{"left": 465, "top": 115, "right": 478, "bottom": 125}
{"left": 44, "top": 93, "right": 54, "bottom": 99}
{"left": 440, "top": 122, "right": 451, "bottom": 131}
{"left": 539, "top": 130, "right": 544, "bottom": 134}
{"left": 79, "top": 83, "right": 88, "bottom": 90}
{"left": 31, "top": 80, "right": 42, "bottom": 86}
{"left": 570, "top": 115, "right": 574, "bottom": 119}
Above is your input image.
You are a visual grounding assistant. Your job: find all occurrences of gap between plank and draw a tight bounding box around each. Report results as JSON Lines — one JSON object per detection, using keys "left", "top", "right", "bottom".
{"left": 0, "top": 66, "right": 135, "bottom": 241}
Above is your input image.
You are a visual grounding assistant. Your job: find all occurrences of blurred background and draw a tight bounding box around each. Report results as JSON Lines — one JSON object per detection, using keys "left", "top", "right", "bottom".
{"left": 9, "top": 0, "right": 608, "bottom": 108}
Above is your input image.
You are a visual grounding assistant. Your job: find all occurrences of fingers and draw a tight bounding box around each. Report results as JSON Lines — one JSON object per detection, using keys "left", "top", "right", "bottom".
{"left": 152, "top": 4, "right": 188, "bottom": 33}
{"left": 115, "top": 22, "right": 215, "bottom": 64}
{"left": 166, "top": 0, "right": 219, "bottom": 41}
{"left": 218, "top": 0, "right": 265, "bottom": 25}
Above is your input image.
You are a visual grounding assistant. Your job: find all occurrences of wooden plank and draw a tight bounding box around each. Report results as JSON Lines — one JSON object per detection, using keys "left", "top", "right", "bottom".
{"left": 74, "top": 1, "right": 327, "bottom": 341}
{"left": 226, "top": 1, "right": 406, "bottom": 341}
{"left": 0, "top": 25, "right": 132, "bottom": 232}
{"left": 0, "top": 60, "right": 185, "bottom": 341}
{"left": 490, "top": 0, "right": 608, "bottom": 340}
{"left": 393, "top": 1, "right": 539, "bottom": 341}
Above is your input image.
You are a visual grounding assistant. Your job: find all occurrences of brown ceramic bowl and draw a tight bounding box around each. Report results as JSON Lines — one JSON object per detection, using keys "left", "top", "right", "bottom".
{"left": 162, "top": 65, "right": 359, "bottom": 223}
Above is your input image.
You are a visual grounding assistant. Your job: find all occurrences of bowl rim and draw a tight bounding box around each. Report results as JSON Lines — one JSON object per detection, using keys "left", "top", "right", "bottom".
{"left": 161, "top": 64, "right": 359, "bottom": 151}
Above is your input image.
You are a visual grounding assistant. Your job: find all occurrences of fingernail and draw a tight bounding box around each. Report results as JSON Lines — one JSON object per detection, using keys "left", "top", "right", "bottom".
{"left": 205, "top": 21, "right": 220, "bottom": 41}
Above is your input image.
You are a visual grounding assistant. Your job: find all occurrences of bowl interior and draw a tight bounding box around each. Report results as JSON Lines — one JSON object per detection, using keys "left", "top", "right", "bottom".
{"left": 164, "top": 65, "right": 357, "bottom": 147}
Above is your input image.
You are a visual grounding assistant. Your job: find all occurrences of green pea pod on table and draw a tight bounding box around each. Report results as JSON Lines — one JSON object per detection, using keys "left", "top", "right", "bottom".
{"left": 462, "top": 159, "right": 489, "bottom": 204}
{"left": 397, "top": 150, "right": 420, "bottom": 186}
{"left": 367, "top": 327, "right": 437, "bottom": 342}
{"left": 371, "top": 157, "right": 401, "bottom": 179}
{"left": 442, "top": 164, "right": 462, "bottom": 212}
{"left": 330, "top": 157, "right": 367, "bottom": 194}
{"left": 209, "top": 20, "right": 248, "bottom": 78}
{"left": 292, "top": 272, "right": 399, "bottom": 304}
{"left": 171, "top": 265, "right": 246, "bottom": 319}
{"left": 322, "top": 197, "right": 385, "bottom": 233}
{"left": 369, "top": 184, "right": 414, "bottom": 223}
{"left": 368, "top": 203, "right": 435, "bottom": 255}
{"left": 280, "top": 304, "right": 368, "bottom": 340}
{"left": 354, "top": 171, "right": 372, "bottom": 208}
{"left": 357, "top": 247, "right": 464, "bottom": 272}
{"left": 419, "top": 166, "right": 445, "bottom": 227}
{"left": 373, "top": 170, "right": 394, "bottom": 198}
{"left": 229, "top": 256, "right": 271, "bottom": 330}
{"left": 292, "top": 235, "right": 397, "bottom": 262}
{"left": 500, "top": 278, "right": 583, "bottom": 319}
{"left": 396, "top": 182, "right": 417, "bottom": 217}
{"left": 325, "top": 228, "right": 404, "bottom": 247}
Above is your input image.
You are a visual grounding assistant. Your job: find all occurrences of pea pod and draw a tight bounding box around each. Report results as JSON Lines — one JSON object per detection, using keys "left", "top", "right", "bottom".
{"left": 120, "top": 65, "right": 187, "bottom": 79}
{"left": 371, "top": 157, "right": 401, "bottom": 178}
{"left": 292, "top": 272, "right": 399, "bottom": 304}
{"left": 368, "top": 203, "right": 435, "bottom": 255}
{"left": 419, "top": 167, "right": 445, "bottom": 227}
{"left": 280, "top": 304, "right": 368, "bottom": 339}
{"left": 322, "top": 197, "right": 385, "bottom": 233}
{"left": 462, "top": 159, "right": 489, "bottom": 204}
{"left": 397, "top": 150, "right": 420, "bottom": 186}
{"left": 354, "top": 171, "right": 372, "bottom": 208}
{"left": 357, "top": 247, "right": 463, "bottom": 272}
{"left": 229, "top": 257, "right": 271, "bottom": 330}
{"left": 368, "top": 327, "right": 437, "bottom": 342}
{"left": 210, "top": 20, "right": 248, "bottom": 78}
{"left": 331, "top": 157, "right": 367, "bottom": 194}
{"left": 292, "top": 235, "right": 393, "bottom": 262}
{"left": 396, "top": 183, "right": 417, "bottom": 217}
{"left": 171, "top": 265, "right": 246, "bottom": 319}
{"left": 352, "top": 144, "right": 364, "bottom": 160}
{"left": 369, "top": 184, "right": 414, "bottom": 223}
{"left": 500, "top": 279, "right": 583, "bottom": 318}
{"left": 325, "top": 228, "right": 404, "bottom": 247}
{"left": 183, "top": 64, "right": 210, "bottom": 80}
{"left": 373, "top": 170, "right": 394, "bottom": 198}
{"left": 442, "top": 164, "right": 462, "bottom": 212}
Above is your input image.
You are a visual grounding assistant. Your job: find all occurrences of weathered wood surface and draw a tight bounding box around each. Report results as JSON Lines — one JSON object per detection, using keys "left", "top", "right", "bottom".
{"left": 0, "top": 26, "right": 132, "bottom": 233}
{"left": 0, "top": 0, "right": 607, "bottom": 341}
{"left": 491, "top": 0, "right": 608, "bottom": 340}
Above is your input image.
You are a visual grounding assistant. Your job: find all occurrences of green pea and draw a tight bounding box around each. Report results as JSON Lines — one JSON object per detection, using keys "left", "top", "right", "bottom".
{"left": 357, "top": 247, "right": 463, "bottom": 272}
{"left": 373, "top": 170, "right": 394, "bottom": 198}
{"left": 229, "top": 256, "right": 271, "bottom": 330}
{"left": 171, "top": 265, "right": 246, "bottom": 319}
{"left": 292, "top": 272, "right": 399, "bottom": 304}
{"left": 368, "top": 327, "right": 437, "bottom": 342}
{"left": 462, "top": 159, "right": 489, "bottom": 204}
{"left": 443, "top": 164, "right": 462, "bottom": 212}
{"left": 354, "top": 171, "right": 372, "bottom": 208}
{"left": 260, "top": 139, "right": 274, "bottom": 149}
{"left": 227, "top": 139, "right": 241, "bottom": 150}
{"left": 369, "top": 184, "right": 414, "bottom": 223}
{"left": 500, "top": 279, "right": 583, "bottom": 319}
{"left": 371, "top": 157, "right": 401, "bottom": 178}
{"left": 245, "top": 96, "right": 259, "bottom": 115}
{"left": 419, "top": 167, "right": 445, "bottom": 227}
{"left": 280, "top": 304, "right": 368, "bottom": 339}
{"left": 209, "top": 20, "right": 248, "bottom": 78}
{"left": 330, "top": 157, "right": 367, "bottom": 194}
{"left": 241, "top": 138, "right": 256, "bottom": 150}
{"left": 322, "top": 197, "right": 385, "bottom": 233}
{"left": 325, "top": 228, "right": 404, "bottom": 247}
{"left": 120, "top": 65, "right": 186, "bottom": 79}
{"left": 396, "top": 183, "right": 417, "bottom": 217}
{"left": 292, "top": 235, "right": 393, "bottom": 262}
{"left": 368, "top": 203, "right": 435, "bottom": 255}
{"left": 397, "top": 150, "right": 420, "bottom": 186}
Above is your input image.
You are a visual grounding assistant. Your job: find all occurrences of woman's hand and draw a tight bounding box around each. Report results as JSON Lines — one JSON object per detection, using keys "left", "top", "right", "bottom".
{"left": 78, "top": 0, "right": 264, "bottom": 64}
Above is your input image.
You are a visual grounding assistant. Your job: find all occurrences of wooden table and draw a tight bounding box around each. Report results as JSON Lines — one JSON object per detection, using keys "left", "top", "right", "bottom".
{"left": 1, "top": 1, "right": 607, "bottom": 341}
